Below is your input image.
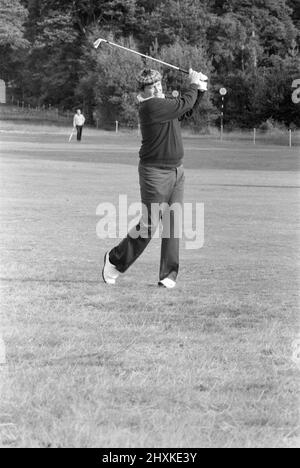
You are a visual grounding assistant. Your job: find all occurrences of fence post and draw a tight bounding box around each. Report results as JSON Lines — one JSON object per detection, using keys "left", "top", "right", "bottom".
{"left": 253, "top": 128, "right": 256, "bottom": 145}
{"left": 115, "top": 121, "right": 119, "bottom": 133}
{"left": 289, "top": 129, "right": 292, "bottom": 148}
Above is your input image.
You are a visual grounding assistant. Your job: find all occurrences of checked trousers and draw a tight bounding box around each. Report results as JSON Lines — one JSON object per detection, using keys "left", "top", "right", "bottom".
{"left": 109, "top": 163, "right": 185, "bottom": 282}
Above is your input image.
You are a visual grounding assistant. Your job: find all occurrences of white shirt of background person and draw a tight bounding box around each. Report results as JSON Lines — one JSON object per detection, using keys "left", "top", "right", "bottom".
{"left": 73, "top": 109, "right": 85, "bottom": 127}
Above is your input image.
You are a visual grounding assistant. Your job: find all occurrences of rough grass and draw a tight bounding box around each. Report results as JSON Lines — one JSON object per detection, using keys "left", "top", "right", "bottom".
{"left": 0, "top": 129, "right": 299, "bottom": 448}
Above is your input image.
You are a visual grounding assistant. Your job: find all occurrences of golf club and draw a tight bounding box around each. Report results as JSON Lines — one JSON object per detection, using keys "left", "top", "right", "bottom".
{"left": 94, "top": 38, "right": 208, "bottom": 81}
{"left": 68, "top": 128, "right": 75, "bottom": 142}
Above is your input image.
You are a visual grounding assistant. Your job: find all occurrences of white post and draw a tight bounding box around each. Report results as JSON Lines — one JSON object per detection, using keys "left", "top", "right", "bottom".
{"left": 253, "top": 128, "right": 256, "bottom": 145}
{"left": 137, "top": 123, "right": 141, "bottom": 137}
{"left": 115, "top": 120, "right": 119, "bottom": 133}
{"left": 220, "top": 96, "right": 224, "bottom": 141}
{"left": 289, "top": 129, "right": 292, "bottom": 148}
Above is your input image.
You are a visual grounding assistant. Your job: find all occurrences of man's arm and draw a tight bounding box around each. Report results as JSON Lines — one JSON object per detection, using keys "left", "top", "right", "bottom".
{"left": 179, "top": 90, "right": 205, "bottom": 121}
{"left": 143, "top": 84, "right": 199, "bottom": 124}
{"left": 139, "top": 70, "right": 205, "bottom": 124}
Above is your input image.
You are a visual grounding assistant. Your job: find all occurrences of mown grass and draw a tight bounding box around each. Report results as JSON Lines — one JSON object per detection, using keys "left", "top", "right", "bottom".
{"left": 0, "top": 130, "right": 299, "bottom": 447}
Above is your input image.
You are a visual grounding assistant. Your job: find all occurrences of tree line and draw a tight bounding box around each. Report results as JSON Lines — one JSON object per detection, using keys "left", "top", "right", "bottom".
{"left": 0, "top": 0, "right": 299, "bottom": 129}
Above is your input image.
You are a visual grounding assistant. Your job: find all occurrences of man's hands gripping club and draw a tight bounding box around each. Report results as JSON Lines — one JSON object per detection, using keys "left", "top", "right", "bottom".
{"left": 189, "top": 68, "right": 208, "bottom": 92}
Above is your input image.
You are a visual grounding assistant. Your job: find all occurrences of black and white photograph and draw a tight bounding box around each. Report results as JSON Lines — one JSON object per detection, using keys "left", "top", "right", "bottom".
{"left": 0, "top": 0, "right": 299, "bottom": 450}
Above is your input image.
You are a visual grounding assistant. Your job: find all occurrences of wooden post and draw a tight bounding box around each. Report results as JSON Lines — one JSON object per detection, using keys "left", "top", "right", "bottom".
{"left": 289, "top": 129, "right": 292, "bottom": 148}
{"left": 253, "top": 128, "right": 256, "bottom": 145}
{"left": 116, "top": 121, "right": 119, "bottom": 133}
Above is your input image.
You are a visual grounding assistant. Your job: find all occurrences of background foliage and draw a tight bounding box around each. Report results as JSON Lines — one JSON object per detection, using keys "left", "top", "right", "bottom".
{"left": 0, "top": 0, "right": 299, "bottom": 128}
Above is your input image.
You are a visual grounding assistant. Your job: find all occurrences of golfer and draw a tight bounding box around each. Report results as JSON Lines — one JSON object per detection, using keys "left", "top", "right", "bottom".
{"left": 103, "top": 68, "right": 207, "bottom": 288}
{"left": 73, "top": 109, "right": 86, "bottom": 141}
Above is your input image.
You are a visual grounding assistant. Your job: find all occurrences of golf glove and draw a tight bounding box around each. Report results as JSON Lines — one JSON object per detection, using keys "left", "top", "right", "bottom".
{"left": 189, "top": 69, "right": 208, "bottom": 91}
{"left": 189, "top": 69, "right": 201, "bottom": 85}
{"left": 197, "top": 72, "right": 208, "bottom": 82}
{"left": 198, "top": 80, "right": 208, "bottom": 92}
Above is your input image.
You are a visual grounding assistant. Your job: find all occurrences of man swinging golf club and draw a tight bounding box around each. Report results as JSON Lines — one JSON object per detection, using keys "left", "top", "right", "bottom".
{"left": 102, "top": 67, "right": 207, "bottom": 288}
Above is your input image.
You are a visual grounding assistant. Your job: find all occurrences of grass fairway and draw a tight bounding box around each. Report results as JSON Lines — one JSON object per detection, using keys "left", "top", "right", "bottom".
{"left": 0, "top": 127, "right": 299, "bottom": 448}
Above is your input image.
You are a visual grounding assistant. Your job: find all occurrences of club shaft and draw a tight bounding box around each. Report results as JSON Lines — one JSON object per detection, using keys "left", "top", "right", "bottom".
{"left": 99, "top": 39, "right": 189, "bottom": 74}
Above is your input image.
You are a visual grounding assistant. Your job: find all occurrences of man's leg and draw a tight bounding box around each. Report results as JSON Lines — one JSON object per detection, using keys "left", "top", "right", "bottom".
{"left": 159, "top": 166, "right": 185, "bottom": 282}
{"left": 109, "top": 202, "right": 159, "bottom": 273}
{"left": 77, "top": 126, "right": 82, "bottom": 141}
{"left": 108, "top": 165, "right": 172, "bottom": 275}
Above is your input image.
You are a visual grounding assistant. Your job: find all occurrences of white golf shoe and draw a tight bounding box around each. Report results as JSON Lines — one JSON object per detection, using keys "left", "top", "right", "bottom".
{"left": 158, "top": 278, "right": 176, "bottom": 289}
{"left": 102, "top": 252, "right": 120, "bottom": 285}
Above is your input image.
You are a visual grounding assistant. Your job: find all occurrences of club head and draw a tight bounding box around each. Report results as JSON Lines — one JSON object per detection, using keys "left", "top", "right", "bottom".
{"left": 94, "top": 38, "right": 104, "bottom": 49}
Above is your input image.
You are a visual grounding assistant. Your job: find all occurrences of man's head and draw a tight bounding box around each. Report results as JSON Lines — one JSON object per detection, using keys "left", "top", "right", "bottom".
{"left": 136, "top": 69, "right": 164, "bottom": 98}
{"left": 76, "top": 109, "right": 82, "bottom": 115}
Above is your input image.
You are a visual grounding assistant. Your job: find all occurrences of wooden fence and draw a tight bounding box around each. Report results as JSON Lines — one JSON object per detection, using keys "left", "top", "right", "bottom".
{"left": 0, "top": 103, "right": 71, "bottom": 123}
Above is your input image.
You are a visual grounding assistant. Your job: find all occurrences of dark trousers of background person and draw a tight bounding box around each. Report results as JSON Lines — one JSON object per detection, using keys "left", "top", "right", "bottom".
{"left": 109, "top": 164, "right": 185, "bottom": 282}
{"left": 76, "top": 125, "right": 83, "bottom": 141}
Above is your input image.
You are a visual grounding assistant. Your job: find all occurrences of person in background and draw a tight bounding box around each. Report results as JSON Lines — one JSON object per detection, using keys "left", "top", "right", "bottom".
{"left": 73, "top": 109, "right": 86, "bottom": 141}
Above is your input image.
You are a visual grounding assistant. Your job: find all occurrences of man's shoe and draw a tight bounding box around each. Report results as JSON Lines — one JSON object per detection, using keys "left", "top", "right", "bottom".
{"left": 102, "top": 252, "right": 120, "bottom": 285}
{"left": 158, "top": 278, "right": 176, "bottom": 289}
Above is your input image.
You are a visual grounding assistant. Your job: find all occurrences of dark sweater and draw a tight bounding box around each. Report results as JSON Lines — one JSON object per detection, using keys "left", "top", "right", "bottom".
{"left": 138, "top": 84, "right": 201, "bottom": 168}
